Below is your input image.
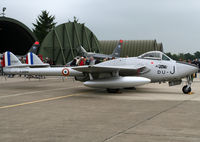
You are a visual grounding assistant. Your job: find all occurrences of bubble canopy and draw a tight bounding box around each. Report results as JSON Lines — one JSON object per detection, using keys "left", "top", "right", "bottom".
{"left": 139, "top": 51, "right": 171, "bottom": 61}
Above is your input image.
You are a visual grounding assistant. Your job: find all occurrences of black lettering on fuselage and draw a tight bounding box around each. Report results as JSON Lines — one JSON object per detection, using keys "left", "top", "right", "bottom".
{"left": 157, "top": 70, "right": 166, "bottom": 74}
{"left": 170, "top": 66, "right": 175, "bottom": 74}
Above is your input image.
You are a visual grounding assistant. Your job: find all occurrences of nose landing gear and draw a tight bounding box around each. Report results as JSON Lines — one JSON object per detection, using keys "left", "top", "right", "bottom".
{"left": 182, "top": 75, "right": 193, "bottom": 94}
{"left": 106, "top": 88, "right": 120, "bottom": 93}
{"left": 182, "top": 85, "right": 191, "bottom": 94}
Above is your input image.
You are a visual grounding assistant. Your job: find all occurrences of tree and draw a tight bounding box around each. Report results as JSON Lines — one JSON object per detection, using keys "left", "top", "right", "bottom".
{"left": 184, "top": 53, "right": 194, "bottom": 61}
{"left": 194, "top": 51, "right": 200, "bottom": 59}
{"left": 32, "top": 10, "right": 56, "bottom": 43}
{"left": 178, "top": 53, "right": 185, "bottom": 61}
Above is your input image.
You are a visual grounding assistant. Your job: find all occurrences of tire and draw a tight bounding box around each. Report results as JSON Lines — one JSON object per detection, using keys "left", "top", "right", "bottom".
{"left": 182, "top": 85, "right": 191, "bottom": 94}
{"left": 124, "top": 87, "right": 136, "bottom": 90}
{"left": 106, "top": 88, "right": 120, "bottom": 93}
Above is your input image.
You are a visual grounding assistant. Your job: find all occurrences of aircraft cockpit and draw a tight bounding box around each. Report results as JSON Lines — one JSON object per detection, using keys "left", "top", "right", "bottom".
{"left": 138, "top": 51, "right": 172, "bottom": 61}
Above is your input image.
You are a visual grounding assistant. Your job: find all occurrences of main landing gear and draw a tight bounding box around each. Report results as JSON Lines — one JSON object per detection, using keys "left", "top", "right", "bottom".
{"left": 182, "top": 75, "right": 193, "bottom": 94}
{"left": 106, "top": 88, "right": 120, "bottom": 93}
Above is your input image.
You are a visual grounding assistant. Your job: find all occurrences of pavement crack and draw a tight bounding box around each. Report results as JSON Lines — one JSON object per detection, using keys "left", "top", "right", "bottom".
{"left": 102, "top": 95, "right": 198, "bottom": 142}
{"left": 124, "top": 132, "right": 200, "bottom": 139}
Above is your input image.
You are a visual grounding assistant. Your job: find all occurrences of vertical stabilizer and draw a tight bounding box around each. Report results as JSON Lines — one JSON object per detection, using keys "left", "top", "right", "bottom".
{"left": 26, "top": 52, "right": 49, "bottom": 67}
{"left": 3, "top": 51, "right": 22, "bottom": 67}
{"left": 26, "top": 52, "right": 44, "bottom": 65}
{"left": 28, "top": 41, "right": 40, "bottom": 54}
{"left": 79, "top": 46, "right": 88, "bottom": 57}
{"left": 111, "top": 40, "right": 123, "bottom": 57}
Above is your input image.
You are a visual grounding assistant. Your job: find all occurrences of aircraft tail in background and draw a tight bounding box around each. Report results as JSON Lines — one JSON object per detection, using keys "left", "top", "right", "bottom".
{"left": 110, "top": 40, "right": 123, "bottom": 57}
{"left": 28, "top": 41, "right": 40, "bottom": 54}
{"left": 78, "top": 39, "right": 123, "bottom": 59}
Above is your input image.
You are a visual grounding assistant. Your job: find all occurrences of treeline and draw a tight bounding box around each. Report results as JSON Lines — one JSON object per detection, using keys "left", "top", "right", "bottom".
{"left": 165, "top": 51, "right": 200, "bottom": 61}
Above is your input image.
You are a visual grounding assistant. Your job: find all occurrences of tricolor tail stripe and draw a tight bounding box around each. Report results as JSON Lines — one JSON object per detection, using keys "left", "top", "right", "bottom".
{"left": 27, "top": 52, "right": 34, "bottom": 65}
{"left": 30, "top": 52, "right": 33, "bottom": 65}
{"left": 5, "top": 51, "right": 11, "bottom": 66}
{"left": 26, "top": 55, "right": 28, "bottom": 64}
{"left": 7, "top": 52, "right": 11, "bottom": 66}
{"left": 1, "top": 54, "right": 5, "bottom": 67}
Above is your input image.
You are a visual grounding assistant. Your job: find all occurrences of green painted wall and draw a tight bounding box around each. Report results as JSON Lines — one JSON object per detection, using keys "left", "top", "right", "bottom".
{"left": 39, "top": 22, "right": 163, "bottom": 65}
{"left": 39, "top": 21, "right": 100, "bottom": 65}
{"left": 100, "top": 40, "right": 163, "bottom": 57}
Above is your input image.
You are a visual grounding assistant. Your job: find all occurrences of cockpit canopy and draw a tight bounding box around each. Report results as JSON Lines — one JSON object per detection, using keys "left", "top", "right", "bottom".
{"left": 138, "top": 51, "right": 172, "bottom": 61}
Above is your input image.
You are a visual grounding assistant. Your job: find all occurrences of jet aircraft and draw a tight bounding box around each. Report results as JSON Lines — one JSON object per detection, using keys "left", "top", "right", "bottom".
{"left": 1, "top": 51, "right": 198, "bottom": 94}
{"left": 79, "top": 40, "right": 123, "bottom": 59}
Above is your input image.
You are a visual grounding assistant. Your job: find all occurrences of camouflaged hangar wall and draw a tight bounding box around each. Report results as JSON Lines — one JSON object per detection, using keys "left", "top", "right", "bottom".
{"left": 39, "top": 21, "right": 163, "bottom": 65}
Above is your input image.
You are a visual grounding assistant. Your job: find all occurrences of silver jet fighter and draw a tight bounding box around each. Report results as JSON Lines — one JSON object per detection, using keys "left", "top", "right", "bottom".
{"left": 73, "top": 51, "right": 198, "bottom": 94}
{"left": 2, "top": 51, "right": 198, "bottom": 94}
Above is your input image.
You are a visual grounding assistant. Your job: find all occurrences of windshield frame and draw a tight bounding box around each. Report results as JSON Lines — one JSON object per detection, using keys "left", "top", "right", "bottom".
{"left": 138, "top": 51, "right": 172, "bottom": 61}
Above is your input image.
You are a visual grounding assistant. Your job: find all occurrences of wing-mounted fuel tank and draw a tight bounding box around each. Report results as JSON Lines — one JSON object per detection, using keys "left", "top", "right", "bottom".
{"left": 84, "top": 76, "right": 150, "bottom": 89}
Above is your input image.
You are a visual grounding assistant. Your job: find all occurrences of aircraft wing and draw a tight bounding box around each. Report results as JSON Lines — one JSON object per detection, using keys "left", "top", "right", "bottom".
{"left": 72, "top": 65, "right": 148, "bottom": 75}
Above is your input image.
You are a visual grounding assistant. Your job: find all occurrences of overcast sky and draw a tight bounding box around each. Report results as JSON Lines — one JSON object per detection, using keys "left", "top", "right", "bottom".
{"left": 1, "top": 0, "right": 200, "bottom": 54}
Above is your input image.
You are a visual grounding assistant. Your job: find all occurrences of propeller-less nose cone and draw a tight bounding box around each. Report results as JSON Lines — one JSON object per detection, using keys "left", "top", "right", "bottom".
{"left": 186, "top": 64, "right": 198, "bottom": 74}
{"left": 176, "top": 61, "right": 199, "bottom": 77}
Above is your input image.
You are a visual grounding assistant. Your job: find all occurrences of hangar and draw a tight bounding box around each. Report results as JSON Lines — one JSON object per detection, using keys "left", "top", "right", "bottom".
{"left": 0, "top": 17, "right": 37, "bottom": 55}
{"left": 0, "top": 17, "right": 163, "bottom": 64}
{"left": 39, "top": 21, "right": 163, "bottom": 65}
{"left": 100, "top": 40, "right": 163, "bottom": 57}
{"left": 38, "top": 21, "right": 100, "bottom": 65}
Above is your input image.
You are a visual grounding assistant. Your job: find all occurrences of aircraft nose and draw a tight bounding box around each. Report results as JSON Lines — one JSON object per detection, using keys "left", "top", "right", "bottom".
{"left": 177, "top": 61, "right": 199, "bottom": 75}
{"left": 186, "top": 64, "right": 198, "bottom": 75}
{"left": 191, "top": 65, "right": 199, "bottom": 73}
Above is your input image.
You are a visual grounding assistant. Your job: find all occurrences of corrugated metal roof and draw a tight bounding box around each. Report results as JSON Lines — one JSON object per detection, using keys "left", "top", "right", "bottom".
{"left": 39, "top": 22, "right": 100, "bottom": 65}
{"left": 99, "top": 40, "right": 163, "bottom": 57}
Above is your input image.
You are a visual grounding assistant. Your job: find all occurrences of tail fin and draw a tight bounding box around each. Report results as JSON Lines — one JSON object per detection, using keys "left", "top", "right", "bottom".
{"left": 26, "top": 52, "right": 43, "bottom": 65}
{"left": 80, "top": 46, "right": 87, "bottom": 53}
{"left": 26, "top": 52, "right": 49, "bottom": 67}
{"left": 28, "top": 41, "right": 40, "bottom": 54}
{"left": 111, "top": 40, "right": 123, "bottom": 57}
{"left": 77, "top": 46, "right": 88, "bottom": 57}
{"left": 2, "top": 51, "right": 22, "bottom": 67}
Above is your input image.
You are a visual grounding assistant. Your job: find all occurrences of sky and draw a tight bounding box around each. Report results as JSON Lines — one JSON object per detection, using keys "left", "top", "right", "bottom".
{"left": 1, "top": 0, "right": 200, "bottom": 54}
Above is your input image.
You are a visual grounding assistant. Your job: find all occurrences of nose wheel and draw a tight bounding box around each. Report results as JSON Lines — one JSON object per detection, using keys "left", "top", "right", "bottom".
{"left": 182, "top": 85, "right": 191, "bottom": 94}
{"left": 182, "top": 75, "right": 193, "bottom": 94}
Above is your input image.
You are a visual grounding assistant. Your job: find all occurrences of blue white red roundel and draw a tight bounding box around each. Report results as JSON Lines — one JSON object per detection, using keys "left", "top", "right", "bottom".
{"left": 62, "top": 68, "right": 70, "bottom": 76}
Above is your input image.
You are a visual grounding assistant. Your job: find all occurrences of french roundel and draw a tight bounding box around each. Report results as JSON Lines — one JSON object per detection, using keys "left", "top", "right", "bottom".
{"left": 62, "top": 68, "right": 70, "bottom": 76}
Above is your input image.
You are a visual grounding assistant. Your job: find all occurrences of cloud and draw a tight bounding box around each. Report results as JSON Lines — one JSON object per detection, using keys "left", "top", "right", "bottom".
{"left": 1, "top": 0, "right": 200, "bottom": 53}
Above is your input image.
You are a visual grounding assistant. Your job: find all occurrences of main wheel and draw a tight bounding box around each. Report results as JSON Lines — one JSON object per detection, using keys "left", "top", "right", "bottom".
{"left": 182, "top": 85, "right": 191, "bottom": 94}
{"left": 124, "top": 87, "right": 136, "bottom": 90}
{"left": 106, "top": 88, "right": 120, "bottom": 93}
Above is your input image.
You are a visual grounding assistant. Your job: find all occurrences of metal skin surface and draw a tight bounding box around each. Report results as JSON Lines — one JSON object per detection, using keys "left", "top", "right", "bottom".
{"left": 26, "top": 52, "right": 49, "bottom": 68}
{"left": 2, "top": 51, "right": 199, "bottom": 93}
{"left": 93, "top": 52, "right": 198, "bottom": 83}
{"left": 2, "top": 52, "right": 83, "bottom": 77}
{"left": 84, "top": 77, "right": 150, "bottom": 88}
{"left": 3, "top": 67, "right": 82, "bottom": 76}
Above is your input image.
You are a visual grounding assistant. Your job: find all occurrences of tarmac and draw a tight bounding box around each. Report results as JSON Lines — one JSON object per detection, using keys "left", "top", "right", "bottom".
{"left": 0, "top": 75, "right": 200, "bottom": 142}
